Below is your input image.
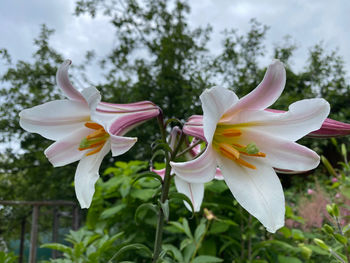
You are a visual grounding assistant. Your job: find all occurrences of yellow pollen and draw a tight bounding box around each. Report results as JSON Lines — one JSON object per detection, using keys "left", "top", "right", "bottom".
{"left": 79, "top": 122, "right": 109, "bottom": 156}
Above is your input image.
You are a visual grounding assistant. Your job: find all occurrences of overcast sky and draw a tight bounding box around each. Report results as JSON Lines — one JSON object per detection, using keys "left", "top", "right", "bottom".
{"left": 1, "top": 0, "right": 349, "bottom": 82}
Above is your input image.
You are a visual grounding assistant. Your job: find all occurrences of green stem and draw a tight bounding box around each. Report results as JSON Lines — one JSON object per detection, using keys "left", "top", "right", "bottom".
{"left": 152, "top": 116, "right": 184, "bottom": 263}
{"left": 176, "top": 139, "right": 202, "bottom": 158}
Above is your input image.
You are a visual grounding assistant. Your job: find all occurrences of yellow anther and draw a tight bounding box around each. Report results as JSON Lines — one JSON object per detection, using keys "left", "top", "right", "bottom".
{"left": 85, "top": 122, "right": 104, "bottom": 130}
{"left": 241, "top": 151, "right": 266, "bottom": 157}
{"left": 86, "top": 129, "right": 106, "bottom": 139}
{"left": 219, "top": 143, "right": 240, "bottom": 160}
{"left": 235, "top": 158, "right": 256, "bottom": 170}
{"left": 85, "top": 144, "right": 104, "bottom": 156}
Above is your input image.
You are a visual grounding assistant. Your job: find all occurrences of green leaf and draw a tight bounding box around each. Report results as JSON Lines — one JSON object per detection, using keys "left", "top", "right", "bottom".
{"left": 108, "top": 243, "right": 152, "bottom": 262}
{"left": 192, "top": 255, "right": 223, "bottom": 263}
{"left": 130, "top": 188, "right": 156, "bottom": 201}
{"left": 100, "top": 204, "right": 126, "bottom": 220}
{"left": 40, "top": 243, "right": 72, "bottom": 255}
{"left": 162, "top": 244, "right": 184, "bottom": 262}
{"left": 160, "top": 199, "right": 170, "bottom": 221}
{"left": 194, "top": 219, "right": 207, "bottom": 243}
{"left": 132, "top": 171, "right": 163, "bottom": 185}
{"left": 291, "top": 229, "right": 305, "bottom": 241}
{"left": 135, "top": 203, "right": 158, "bottom": 225}
{"left": 277, "top": 255, "right": 302, "bottom": 263}
{"left": 209, "top": 221, "right": 230, "bottom": 234}
{"left": 304, "top": 244, "right": 329, "bottom": 255}
{"left": 182, "top": 218, "right": 194, "bottom": 239}
{"left": 334, "top": 233, "right": 348, "bottom": 245}
{"left": 169, "top": 192, "right": 195, "bottom": 216}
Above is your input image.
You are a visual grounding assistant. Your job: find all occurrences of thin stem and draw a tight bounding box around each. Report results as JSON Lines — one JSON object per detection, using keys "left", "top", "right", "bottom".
{"left": 152, "top": 115, "right": 184, "bottom": 263}
{"left": 176, "top": 139, "right": 202, "bottom": 158}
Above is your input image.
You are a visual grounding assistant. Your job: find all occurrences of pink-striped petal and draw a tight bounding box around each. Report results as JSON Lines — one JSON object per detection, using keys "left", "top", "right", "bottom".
{"left": 94, "top": 103, "right": 159, "bottom": 136}
{"left": 217, "top": 156, "right": 285, "bottom": 233}
{"left": 200, "top": 86, "right": 239, "bottom": 143}
{"left": 224, "top": 60, "right": 285, "bottom": 118}
{"left": 44, "top": 126, "right": 92, "bottom": 167}
{"left": 75, "top": 141, "right": 110, "bottom": 208}
{"left": 109, "top": 134, "right": 137, "bottom": 157}
{"left": 56, "top": 60, "right": 85, "bottom": 101}
{"left": 308, "top": 118, "right": 350, "bottom": 138}
{"left": 170, "top": 146, "right": 217, "bottom": 183}
{"left": 174, "top": 176, "right": 204, "bottom": 212}
{"left": 19, "top": 100, "right": 90, "bottom": 140}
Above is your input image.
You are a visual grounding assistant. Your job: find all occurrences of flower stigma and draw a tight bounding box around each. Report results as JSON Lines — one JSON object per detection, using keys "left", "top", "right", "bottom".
{"left": 213, "top": 124, "right": 266, "bottom": 169}
{"left": 78, "top": 122, "right": 109, "bottom": 156}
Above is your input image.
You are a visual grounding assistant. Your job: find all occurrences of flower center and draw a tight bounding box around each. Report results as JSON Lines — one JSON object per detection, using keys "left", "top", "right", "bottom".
{"left": 78, "top": 122, "right": 109, "bottom": 156}
{"left": 213, "top": 125, "right": 266, "bottom": 169}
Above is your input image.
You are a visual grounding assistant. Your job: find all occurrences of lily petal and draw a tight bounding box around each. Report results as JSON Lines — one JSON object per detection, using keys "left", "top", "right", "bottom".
{"left": 56, "top": 60, "right": 85, "bottom": 101}
{"left": 240, "top": 129, "right": 320, "bottom": 171}
{"left": 74, "top": 141, "right": 110, "bottom": 208}
{"left": 44, "top": 126, "right": 92, "bottom": 167}
{"left": 95, "top": 104, "right": 160, "bottom": 136}
{"left": 224, "top": 60, "right": 285, "bottom": 117}
{"left": 200, "top": 86, "right": 239, "bottom": 143}
{"left": 170, "top": 146, "right": 217, "bottom": 183}
{"left": 19, "top": 100, "right": 90, "bottom": 140}
{"left": 217, "top": 156, "right": 285, "bottom": 233}
{"left": 81, "top": 87, "right": 101, "bottom": 112}
{"left": 227, "top": 98, "right": 330, "bottom": 141}
{"left": 174, "top": 176, "right": 204, "bottom": 212}
{"left": 151, "top": 168, "right": 165, "bottom": 180}
{"left": 109, "top": 134, "right": 137, "bottom": 157}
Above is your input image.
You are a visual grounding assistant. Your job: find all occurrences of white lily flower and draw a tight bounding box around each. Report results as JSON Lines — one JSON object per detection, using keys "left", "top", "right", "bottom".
{"left": 170, "top": 60, "right": 330, "bottom": 233}
{"left": 19, "top": 60, "right": 160, "bottom": 208}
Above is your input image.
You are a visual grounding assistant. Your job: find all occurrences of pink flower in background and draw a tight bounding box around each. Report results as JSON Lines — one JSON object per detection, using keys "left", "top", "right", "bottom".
{"left": 19, "top": 60, "right": 160, "bottom": 208}
{"left": 171, "top": 60, "right": 330, "bottom": 233}
{"left": 331, "top": 177, "right": 338, "bottom": 183}
{"left": 307, "top": 189, "right": 314, "bottom": 195}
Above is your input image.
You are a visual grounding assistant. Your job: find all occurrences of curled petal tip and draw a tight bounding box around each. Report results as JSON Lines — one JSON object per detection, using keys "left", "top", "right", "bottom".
{"left": 57, "top": 60, "right": 84, "bottom": 101}
{"left": 64, "top": 59, "right": 72, "bottom": 65}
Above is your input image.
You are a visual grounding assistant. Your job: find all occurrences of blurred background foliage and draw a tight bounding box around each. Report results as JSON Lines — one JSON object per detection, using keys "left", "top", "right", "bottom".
{"left": 1, "top": 0, "right": 350, "bottom": 261}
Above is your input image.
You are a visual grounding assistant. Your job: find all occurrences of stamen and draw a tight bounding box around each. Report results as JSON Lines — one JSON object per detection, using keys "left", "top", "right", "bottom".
{"left": 219, "top": 143, "right": 240, "bottom": 160}
{"left": 86, "top": 129, "right": 106, "bottom": 139}
{"left": 85, "top": 122, "right": 104, "bottom": 130}
{"left": 235, "top": 158, "right": 256, "bottom": 169}
{"left": 79, "top": 140, "right": 105, "bottom": 151}
{"left": 240, "top": 152, "right": 266, "bottom": 157}
{"left": 86, "top": 144, "right": 104, "bottom": 156}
